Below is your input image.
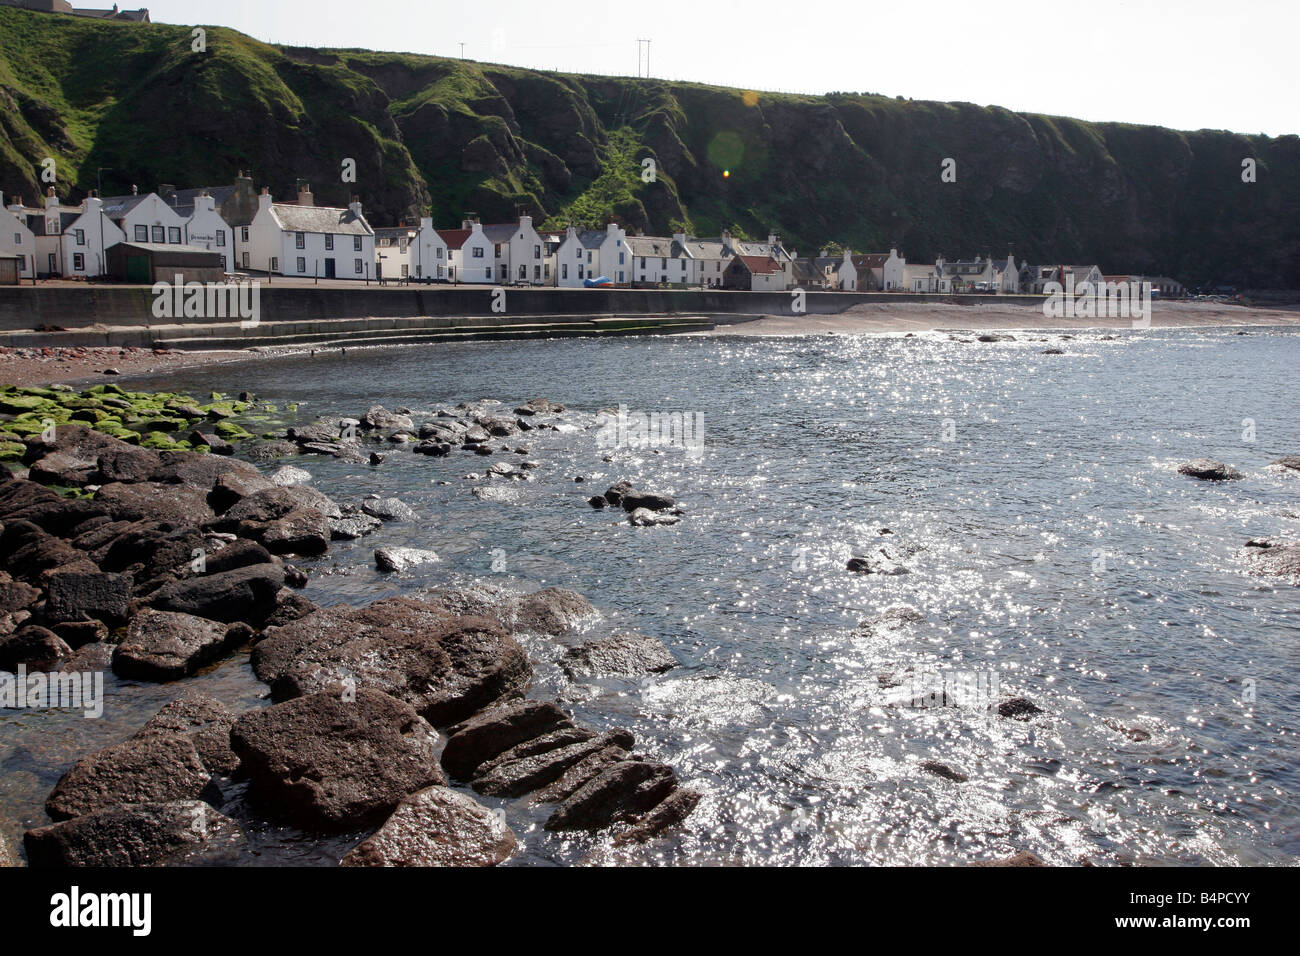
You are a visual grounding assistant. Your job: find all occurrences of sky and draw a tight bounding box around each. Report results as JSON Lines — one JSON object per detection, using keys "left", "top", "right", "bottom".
{"left": 151, "top": 0, "right": 1294, "bottom": 137}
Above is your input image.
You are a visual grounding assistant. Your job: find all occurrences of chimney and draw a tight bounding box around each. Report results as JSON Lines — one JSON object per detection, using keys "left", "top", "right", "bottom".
{"left": 131, "top": 185, "right": 138, "bottom": 195}
{"left": 160, "top": 183, "right": 176, "bottom": 199}
{"left": 419, "top": 215, "right": 432, "bottom": 232}
{"left": 768, "top": 233, "right": 777, "bottom": 248}
{"left": 520, "top": 214, "right": 532, "bottom": 231}
{"left": 258, "top": 187, "right": 272, "bottom": 211}
{"left": 348, "top": 195, "right": 363, "bottom": 218}
{"left": 297, "top": 183, "right": 314, "bottom": 207}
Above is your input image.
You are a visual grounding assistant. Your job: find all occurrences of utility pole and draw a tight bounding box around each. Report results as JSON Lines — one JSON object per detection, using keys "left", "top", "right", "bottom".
{"left": 459, "top": 42, "right": 465, "bottom": 59}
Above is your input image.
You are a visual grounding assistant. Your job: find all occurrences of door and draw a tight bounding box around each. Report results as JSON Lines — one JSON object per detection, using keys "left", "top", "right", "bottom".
{"left": 48, "top": 253, "right": 57, "bottom": 275}
{"left": 324, "top": 258, "right": 336, "bottom": 279}
{"left": 126, "top": 255, "right": 151, "bottom": 283}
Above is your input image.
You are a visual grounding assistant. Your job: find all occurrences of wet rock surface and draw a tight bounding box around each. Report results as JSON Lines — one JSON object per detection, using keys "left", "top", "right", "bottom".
{"left": 229, "top": 689, "right": 444, "bottom": 831}
{"left": 25, "top": 801, "right": 239, "bottom": 867}
{"left": 45, "top": 734, "right": 213, "bottom": 821}
{"left": 340, "top": 786, "right": 516, "bottom": 867}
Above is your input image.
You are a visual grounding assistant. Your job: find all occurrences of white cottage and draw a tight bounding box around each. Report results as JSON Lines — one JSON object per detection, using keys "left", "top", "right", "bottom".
{"left": 181, "top": 194, "right": 235, "bottom": 272}
{"left": 0, "top": 192, "right": 38, "bottom": 278}
{"left": 247, "top": 185, "right": 376, "bottom": 279}
{"left": 411, "top": 217, "right": 450, "bottom": 281}
{"left": 554, "top": 223, "right": 627, "bottom": 286}
{"left": 58, "top": 195, "right": 126, "bottom": 278}
{"left": 437, "top": 221, "right": 496, "bottom": 284}
{"left": 101, "top": 190, "right": 189, "bottom": 249}
{"left": 373, "top": 224, "right": 417, "bottom": 282}
{"left": 627, "top": 234, "right": 693, "bottom": 286}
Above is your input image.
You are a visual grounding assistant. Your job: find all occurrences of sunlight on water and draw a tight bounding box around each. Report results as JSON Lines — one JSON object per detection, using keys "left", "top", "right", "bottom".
{"left": 4, "top": 325, "right": 1297, "bottom": 865}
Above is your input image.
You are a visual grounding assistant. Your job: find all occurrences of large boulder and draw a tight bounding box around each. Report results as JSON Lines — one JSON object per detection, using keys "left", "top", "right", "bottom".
{"left": 1, "top": 520, "right": 93, "bottom": 582}
{"left": 340, "top": 786, "right": 516, "bottom": 867}
{"left": 360, "top": 406, "right": 415, "bottom": 431}
{"left": 112, "top": 609, "right": 236, "bottom": 682}
{"left": 43, "top": 570, "right": 132, "bottom": 627}
{"left": 209, "top": 470, "right": 276, "bottom": 512}
{"left": 94, "top": 481, "right": 215, "bottom": 527}
{"left": 256, "top": 508, "right": 332, "bottom": 555}
{"left": 24, "top": 425, "right": 140, "bottom": 487}
{"left": 229, "top": 689, "right": 443, "bottom": 831}
{"left": 24, "top": 801, "right": 239, "bottom": 867}
{"left": 146, "top": 563, "right": 285, "bottom": 625}
{"left": 150, "top": 450, "right": 263, "bottom": 491}
{"left": 252, "top": 597, "right": 530, "bottom": 726}
{"left": 131, "top": 693, "right": 239, "bottom": 776}
{"left": 1246, "top": 542, "right": 1300, "bottom": 582}
{"left": 213, "top": 486, "right": 340, "bottom": 527}
{"left": 374, "top": 547, "right": 440, "bottom": 572}
{"left": 45, "top": 734, "right": 212, "bottom": 821}
{"left": 440, "top": 700, "right": 572, "bottom": 780}
{"left": 561, "top": 633, "right": 678, "bottom": 678}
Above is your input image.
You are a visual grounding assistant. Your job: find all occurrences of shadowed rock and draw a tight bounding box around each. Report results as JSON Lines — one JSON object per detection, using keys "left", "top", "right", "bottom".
{"left": 340, "top": 786, "right": 515, "bottom": 867}
{"left": 148, "top": 563, "right": 285, "bottom": 625}
{"left": 513, "top": 587, "right": 597, "bottom": 635}
{"left": 613, "top": 788, "right": 701, "bottom": 845}
{"left": 0, "top": 625, "right": 72, "bottom": 671}
{"left": 545, "top": 760, "right": 678, "bottom": 832}
{"left": 997, "top": 697, "right": 1043, "bottom": 720}
{"left": 472, "top": 729, "right": 634, "bottom": 799}
{"left": 43, "top": 570, "right": 131, "bottom": 627}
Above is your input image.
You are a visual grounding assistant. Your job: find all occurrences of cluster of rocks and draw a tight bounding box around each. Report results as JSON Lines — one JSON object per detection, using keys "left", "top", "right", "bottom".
{"left": 588, "top": 479, "right": 683, "bottom": 526}
{"left": 0, "top": 425, "right": 333, "bottom": 680}
{"left": 276, "top": 399, "right": 565, "bottom": 467}
{"left": 0, "top": 382, "right": 259, "bottom": 459}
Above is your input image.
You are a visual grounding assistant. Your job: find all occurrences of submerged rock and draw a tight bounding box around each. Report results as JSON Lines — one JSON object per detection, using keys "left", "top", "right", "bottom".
{"left": 512, "top": 587, "right": 597, "bottom": 635}
{"left": 996, "top": 697, "right": 1043, "bottom": 720}
{"left": 545, "top": 760, "right": 678, "bottom": 832}
{"left": 341, "top": 786, "right": 516, "bottom": 867}
{"left": 561, "top": 632, "right": 678, "bottom": 678}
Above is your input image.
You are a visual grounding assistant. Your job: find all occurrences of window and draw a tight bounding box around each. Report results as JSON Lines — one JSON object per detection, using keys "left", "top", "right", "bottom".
{"left": 587, "top": 251, "right": 592, "bottom": 263}
{"left": 437, "top": 265, "right": 444, "bottom": 278}
{"left": 533, "top": 265, "right": 540, "bottom": 280}
{"left": 495, "top": 244, "right": 502, "bottom": 257}
{"left": 353, "top": 236, "right": 362, "bottom": 252}
{"left": 73, "top": 253, "right": 84, "bottom": 271}
{"left": 325, "top": 235, "right": 334, "bottom": 251}
{"left": 562, "top": 263, "right": 568, "bottom": 279}
{"left": 640, "top": 257, "right": 646, "bottom": 267}
{"left": 619, "top": 252, "right": 625, "bottom": 265}
{"left": 241, "top": 251, "right": 249, "bottom": 267}
{"left": 295, "top": 232, "right": 305, "bottom": 249}
{"left": 12, "top": 233, "right": 20, "bottom": 246}
{"left": 48, "top": 220, "right": 59, "bottom": 234}
{"left": 217, "top": 230, "right": 226, "bottom": 247}
{"left": 484, "top": 267, "right": 491, "bottom": 279}
{"left": 534, "top": 244, "right": 540, "bottom": 259}
{"left": 401, "top": 265, "right": 409, "bottom": 277}
{"left": 544, "top": 265, "right": 550, "bottom": 279}
{"left": 472, "top": 247, "right": 484, "bottom": 258}
{"left": 75, "top": 229, "right": 85, "bottom": 246}
{"left": 661, "top": 257, "right": 667, "bottom": 269}
{"left": 354, "top": 258, "right": 363, "bottom": 274}
{"left": 518, "top": 265, "right": 525, "bottom": 279}
{"left": 270, "top": 257, "right": 279, "bottom": 271}
{"left": 168, "top": 227, "right": 181, "bottom": 244}
{"left": 578, "top": 266, "right": 584, "bottom": 279}
{"left": 296, "top": 257, "right": 306, "bottom": 272}
{"left": 135, "top": 225, "right": 148, "bottom": 242}
{"left": 436, "top": 247, "right": 443, "bottom": 258}
{"left": 240, "top": 226, "right": 249, "bottom": 242}
{"left": 152, "top": 226, "right": 164, "bottom": 243}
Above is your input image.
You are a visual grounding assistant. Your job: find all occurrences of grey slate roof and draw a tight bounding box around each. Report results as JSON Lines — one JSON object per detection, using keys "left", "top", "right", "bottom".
{"left": 271, "top": 203, "right": 372, "bottom": 236}
{"left": 159, "top": 186, "right": 237, "bottom": 218}
{"left": 99, "top": 194, "right": 150, "bottom": 220}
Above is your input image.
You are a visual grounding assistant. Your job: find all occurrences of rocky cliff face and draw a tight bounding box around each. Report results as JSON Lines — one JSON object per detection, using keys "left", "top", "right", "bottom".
{"left": 2, "top": 7, "right": 1296, "bottom": 287}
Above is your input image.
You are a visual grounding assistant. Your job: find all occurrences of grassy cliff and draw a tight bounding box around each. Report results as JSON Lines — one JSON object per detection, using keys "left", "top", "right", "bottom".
{"left": 2, "top": 7, "right": 1297, "bottom": 288}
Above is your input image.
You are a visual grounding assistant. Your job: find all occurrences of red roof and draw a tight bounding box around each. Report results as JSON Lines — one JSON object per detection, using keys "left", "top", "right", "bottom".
{"left": 852, "top": 253, "right": 890, "bottom": 269}
{"left": 437, "top": 228, "right": 472, "bottom": 250}
{"left": 734, "top": 254, "right": 780, "bottom": 275}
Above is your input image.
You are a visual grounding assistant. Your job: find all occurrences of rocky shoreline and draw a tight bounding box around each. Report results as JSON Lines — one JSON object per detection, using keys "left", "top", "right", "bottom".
{"left": 1, "top": 386, "right": 700, "bottom": 867}
{"left": 3, "top": 380, "right": 1296, "bottom": 868}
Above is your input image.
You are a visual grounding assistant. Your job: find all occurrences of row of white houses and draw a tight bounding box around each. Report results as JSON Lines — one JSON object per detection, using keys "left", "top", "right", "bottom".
{"left": 0, "top": 178, "right": 1181, "bottom": 295}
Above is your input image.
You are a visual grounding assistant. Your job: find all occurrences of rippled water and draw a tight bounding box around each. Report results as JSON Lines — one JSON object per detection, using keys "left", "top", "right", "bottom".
{"left": 4, "top": 325, "right": 1298, "bottom": 866}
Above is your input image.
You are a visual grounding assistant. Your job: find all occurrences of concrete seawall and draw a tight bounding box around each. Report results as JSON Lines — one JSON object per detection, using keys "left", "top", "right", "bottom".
{"left": 0, "top": 285, "right": 1048, "bottom": 350}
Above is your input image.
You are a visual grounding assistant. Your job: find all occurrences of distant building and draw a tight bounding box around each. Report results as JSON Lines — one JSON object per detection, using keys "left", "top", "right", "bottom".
{"left": 411, "top": 217, "right": 450, "bottom": 281}
{"left": 0, "top": 1, "right": 150, "bottom": 22}
{"left": 373, "top": 224, "right": 416, "bottom": 282}
{"left": 246, "top": 184, "right": 375, "bottom": 279}
{"left": 723, "top": 254, "right": 785, "bottom": 291}
{"left": 554, "top": 223, "right": 626, "bottom": 286}
{"left": 852, "top": 249, "right": 905, "bottom": 291}
{"left": 436, "top": 220, "right": 496, "bottom": 284}
{"left": 627, "top": 234, "right": 693, "bottom": 287}
{"left": 0, "top": 191, "right": 38, "bottom": 278}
